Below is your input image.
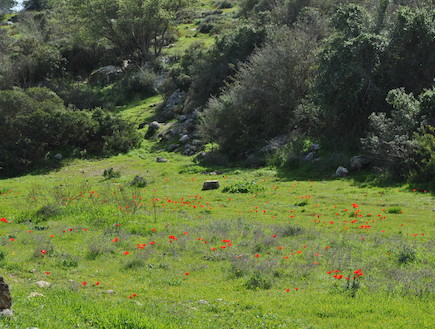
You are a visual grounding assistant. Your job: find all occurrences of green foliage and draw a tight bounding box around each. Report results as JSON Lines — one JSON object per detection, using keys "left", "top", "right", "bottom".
{"left": 397, "top": 245, "right": 418, "bottom": 265}
{"left": 103, "top": 168, "right": 121, "bottom": 179}
{"left": 130, "top": 175, "right": 148, "bottom": 188}
{"left": 70, "top": 0, "right": 188, "bottom": 64}
{"left": 222, "top": 181, "right": 265, "bottom": 193}
{"left": 381, "top": 6, "right": 435, "bottom": 95}
{"left": 314, "top": 4, "right": 386, "bottom": 143}
{"left": 200, "top": 15, "right": 320, "bottom": 156}
{"left": 184, "top": 24, "right": 266, "bottom": 110}
{"left": 362, "top": 88, "right": 428, "bottom": 178}
{"left": 244, "top": 272, "right": 272, "bottom": 290}
{"left": 0, "top": 87, "right": 141, "bottom": 176}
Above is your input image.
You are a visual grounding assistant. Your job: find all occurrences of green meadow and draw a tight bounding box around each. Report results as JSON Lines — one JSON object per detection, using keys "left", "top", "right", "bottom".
{"left": 0, "top": 134, "right": 433, "bottom": 328}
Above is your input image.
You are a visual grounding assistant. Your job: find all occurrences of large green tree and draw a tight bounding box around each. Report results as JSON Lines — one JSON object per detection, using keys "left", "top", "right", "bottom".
{"left": 71, "top": 0, "right": 187, "bottom": 64}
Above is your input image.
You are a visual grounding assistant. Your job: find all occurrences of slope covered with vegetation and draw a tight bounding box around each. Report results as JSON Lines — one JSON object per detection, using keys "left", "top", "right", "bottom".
{"left": 0, "top": 1, "right": 434, "bottom": 327}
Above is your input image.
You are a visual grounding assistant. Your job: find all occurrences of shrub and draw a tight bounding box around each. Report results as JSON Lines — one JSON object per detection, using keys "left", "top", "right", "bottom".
{"left": 244, "top": 273, "right": 272, "bottom": 290}
{"left": 222, "top": 181, "right": 265, "bottom": 193}
{"left": 0, "top": 87, "right": 140, "bottom": 177}
{"left": 397, "top": 245, "right": 418, "bottom": 265}
{"left": 103, "top": 168, "right": 121, "bottom": 179}
{"left": 130, "top": 176, "right": 148, "bottom": 188}
{"left": 199, "top": 17, "right": 320, "bottom": 157}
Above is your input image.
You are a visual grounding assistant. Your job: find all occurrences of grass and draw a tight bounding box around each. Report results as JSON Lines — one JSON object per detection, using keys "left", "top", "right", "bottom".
{"left": 0, "top": 138, "right": 433, "bottom": 328}
{"left": 0, "top": 1, "right": 433, "bottom": 328}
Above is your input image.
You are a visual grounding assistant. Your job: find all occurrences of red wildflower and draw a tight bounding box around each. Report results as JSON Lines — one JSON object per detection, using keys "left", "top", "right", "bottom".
{"left": 81, "top": 281, "right": 87, "bottom": 286}
{"left": 0, "top": 218, "right": 8, "bottom": 223}
{"left": 112, "top": 238, "right": 119, "bottom": 242}
{"left": 123, "top": 251, "right": 130, "bottom": 255}
{"left": 254, "top": 254, "right": 260, "bottom": 258}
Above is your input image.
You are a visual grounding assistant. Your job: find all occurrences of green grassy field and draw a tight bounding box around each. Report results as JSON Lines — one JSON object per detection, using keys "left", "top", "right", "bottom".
{"left": 0, "top": 133, "right": 433, "bottom": 328}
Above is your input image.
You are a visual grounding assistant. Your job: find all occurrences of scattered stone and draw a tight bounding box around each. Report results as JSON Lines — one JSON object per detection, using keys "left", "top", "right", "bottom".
{"left": 179, "top": 134, "right": 190, "bottom": 143}
{"left": 30, "top": 269, "right": 37, "bottom": 273}
{"left": 216, "top": 298, "right": 223, "bottom": 301}
{"left": 166, "top": 144, "right": 178, "bottom": 152}
{"left": 160, "top": 90, "right": 186, "bottom": 120}
{"left": 28, "top": 292, "right": 45, "bottom": 298}
{"left": 53, "top": 153, "right": 62, "bottom": 161}
{"left": 202, "top": 180, "right": 220, "bottom": 190}
{"left": 335, "top": 166, "right": 349, "bottom": 177}
{"left": 0, "top": 309, "right": 13, "bottom": 317}
{"left": 35, "top": 281, "right": 51, "bottom": 288}
{"left": 303, "top": 152, "right": 316, "bottom": 162}
{"left": 350, "top": 155, "right": 371, "bottom": 171}
{"left": 145, "top": 121, "right": 161, "bottom": 138}
{"left": 198, "top": 300, "right": 209, "bottom": 304}
{"left": 156, "top": 156, "right": 168, "bottom": 163}
{"left": 0, "top": 277, "right": 12, "bottom": 310}
{"left": 107, "top": 290, "right": 115, "bottom": 294}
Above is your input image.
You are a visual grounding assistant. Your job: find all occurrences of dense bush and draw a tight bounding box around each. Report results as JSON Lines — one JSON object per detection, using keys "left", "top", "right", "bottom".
{"left": 183, "top": 24, "right": 266, "bottom": 110}
{"left": 362, "top": 88, "right": 435, "bottom": 187}
{"left": 0, "top": 87, "right": 141, "bottom": 177}
{"left": 200, "top": 11, "right": 322, "bottom": 157}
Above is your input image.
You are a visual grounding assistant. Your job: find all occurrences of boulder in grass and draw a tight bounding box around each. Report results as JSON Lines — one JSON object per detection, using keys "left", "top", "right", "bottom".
{"left": 202, "top": 180, "right": 220, "bottom": 190}
{"left": 335, "top": 166, "right": 349, "bottom": 177}
{"left": 35, "top": 281, "right": 51, "bottom": 288}
{"left": 0, "top": 277, "right": 11, "bottom": 310}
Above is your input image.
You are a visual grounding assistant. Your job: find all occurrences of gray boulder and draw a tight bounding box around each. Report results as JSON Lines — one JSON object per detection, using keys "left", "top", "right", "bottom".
{"left": 0, "top": 277, "right": 11, "bottom": 310}
{"left": 156, "top": 156, "right": 168, "bottom": 163}
{"left": 335, "top": 166, "right": 349, "bottom": 177}
{"left": 179, "top": 134, "right": 190, "bottom": 143}
{"left": 350, "top": 156, "right": 371, "bottom": 171}
{"left": 145, "top": 121, "right": 161, "bottom": 138}
{"left": 202, "top": 180, "right": 220, "bottom": 190}
{"left": 160, "top": 90, "right": 186, "bottom": 120}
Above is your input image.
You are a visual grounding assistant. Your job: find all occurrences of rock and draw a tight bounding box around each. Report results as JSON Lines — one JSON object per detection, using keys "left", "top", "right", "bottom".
{"left": 0, "top": 277, "right": 12, "bottom": 310}
{"left": 179, "top": 134, "right": 190, "bottom": 143}
{"left": 202, "top": 180, "right": 220, "bottom": 190}
{"left": 303, "top": 152, "right": 316, "bottom": 162}
{"left": 350, "top": 155, "right": 371, "bottom": 171}
{"left": 198, "top": 300, "right": 209, "bottom": 304}
{"left": 156, "top": 156, "right": 168, "bottom": 163}
{"left": 35, "top": 281, "right": 51, "bottom": 288}
{"left": 145, "top": 121, "right": 161, "bottom": 138}
{"left": 138, "top": 122, "right": 147, "bottom": 129}
{"left": 28, "top": 292, "right": 45, "bottom": 298}
{"left": 179, "top": 114, "right": 188, "bottom": 122}
{"left": 310, "top": 144, "right": 320, "bottom": 152}
{"left": 191, "top": 139, "right": 202, "bottom": 146}
{"left": 90, "top": 65, "right": 122, "bottom": 83}
{"left": 107, "top": 290, "right": 115, "bottom": 294}
{"left": 166, "top": 144, "right": 178, "bottom": 152}
{"left": 0, "top": 309, "right": 13, "bottom": 317}
{"left": 53, "top": 153, "right": 62, "bottom": 161}
{"left": 159, "top": 90, "right": 186, "bottom": 120}
{"left": 335, "top": 166, "right": 349, "bottom": 177}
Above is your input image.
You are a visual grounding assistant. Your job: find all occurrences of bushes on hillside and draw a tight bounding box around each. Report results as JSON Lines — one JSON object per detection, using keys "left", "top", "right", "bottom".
{"left": 0, "top": 87, "right": 141, "bottom": 177}
{"left": 362, "top": 87, "right": 435, "bottom": 188}
{"left": 199, "top": 11, "right": 322, "bottom": 157}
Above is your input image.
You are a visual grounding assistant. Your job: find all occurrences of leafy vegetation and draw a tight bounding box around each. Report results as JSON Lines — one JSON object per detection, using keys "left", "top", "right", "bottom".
{"left": 0, "top": 1, "right": 434, "bottom": 326}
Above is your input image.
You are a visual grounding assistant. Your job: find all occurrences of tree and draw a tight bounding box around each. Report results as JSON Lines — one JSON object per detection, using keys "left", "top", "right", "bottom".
{"left": 313, "top": 4, "right": 386, "bottom": 144}
{"left": 0, "top": 0, "right": 15, "bottom": 15}
{"left": 71, "top": 0, "right": 187, "bottom": 64}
